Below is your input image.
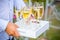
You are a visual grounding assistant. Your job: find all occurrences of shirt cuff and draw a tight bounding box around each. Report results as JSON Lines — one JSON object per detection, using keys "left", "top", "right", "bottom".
{"left": 0, "top": 19, "right": 9, "bottom": 32}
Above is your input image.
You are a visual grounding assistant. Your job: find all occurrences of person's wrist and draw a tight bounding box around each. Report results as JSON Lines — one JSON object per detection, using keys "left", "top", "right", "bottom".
{"left": 5, "top": 22, "right": 11, "bottom": 33}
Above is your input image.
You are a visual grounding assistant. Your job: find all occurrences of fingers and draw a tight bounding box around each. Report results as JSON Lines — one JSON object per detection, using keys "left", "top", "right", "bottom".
{"left": 12, "top": 26, "right": 20, "bottom": 38}
{"left": 12, "top": 24, "right": 20, "bottom": 38}
{"left": 15, "top": 30, "right": 20, "bottom": 38}
{"left": 12, "top": 29, "right": 20, "bottom": 38}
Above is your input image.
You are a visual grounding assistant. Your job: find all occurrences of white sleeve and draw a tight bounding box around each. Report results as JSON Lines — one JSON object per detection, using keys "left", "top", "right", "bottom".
{"left": 14, "top": 0, "right": 26, "bottom": 10}
{"left": 0, "top": 19, "right": 9, "bottom": 32}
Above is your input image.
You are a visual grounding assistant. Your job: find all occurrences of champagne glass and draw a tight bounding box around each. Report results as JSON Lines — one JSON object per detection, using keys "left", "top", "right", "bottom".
{"left": 21, "top": 7, "right": 30, "bottom": 20}
{"left": 37, "top": 2, "right": 44, "bottom": 20}
{"left": 37, "top": 6, "right": 44, "bottom": 20}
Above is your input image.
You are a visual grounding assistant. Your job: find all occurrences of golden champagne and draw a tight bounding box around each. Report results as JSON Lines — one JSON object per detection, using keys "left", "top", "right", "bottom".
{"left": 22, "top": 11, "right": 29, "bottom": 20}
{"left": 33, "top": 7, "right": 39, "bottom": 19}
{"left": 40, "top": 7, "right": 44, "bottom": 17}
{"left": 23, "top": 0, "right": 28, "bottom": 3}
{"left": 37, "top": 6, "right": 44, "bottom": 19}
{"left": 33, "top": 10, "right": 38, "bottom": 19}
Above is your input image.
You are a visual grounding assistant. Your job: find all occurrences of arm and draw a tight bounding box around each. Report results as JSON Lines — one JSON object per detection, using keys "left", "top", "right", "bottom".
{"left": 14, "top": 0, "right": 26, "bottom": 10}
{"left": 0, "top": 19, "right": 9, "bottom": 32}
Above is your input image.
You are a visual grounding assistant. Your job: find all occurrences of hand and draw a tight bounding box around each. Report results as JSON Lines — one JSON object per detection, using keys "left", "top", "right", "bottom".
{"left": 5, "top": 22, "right": 20, "bottom": 38}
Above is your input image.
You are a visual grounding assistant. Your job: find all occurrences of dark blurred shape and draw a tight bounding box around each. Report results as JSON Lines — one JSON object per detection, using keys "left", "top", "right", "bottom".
{"left": 54, "top": 0, "right": 60, "bottom": 4}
